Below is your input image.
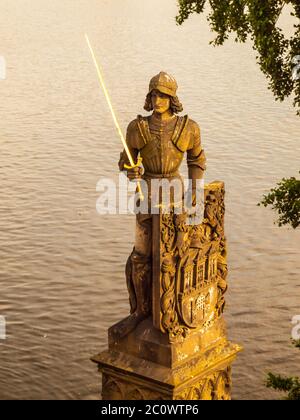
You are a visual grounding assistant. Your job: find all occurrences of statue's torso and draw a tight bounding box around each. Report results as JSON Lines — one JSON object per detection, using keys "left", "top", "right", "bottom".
{"left": 135, "top": 115, "right": 191, "bottom": 177}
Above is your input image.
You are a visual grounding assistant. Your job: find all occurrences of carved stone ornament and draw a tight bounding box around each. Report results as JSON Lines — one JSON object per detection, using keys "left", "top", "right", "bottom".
{"left": 92, "top": 72, "right": 242, "bottom": 400}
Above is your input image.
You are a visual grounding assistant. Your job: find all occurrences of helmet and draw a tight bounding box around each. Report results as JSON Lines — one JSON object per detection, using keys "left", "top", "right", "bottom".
{"left": 148, "top": 71, "right": 178, "bottom": 97}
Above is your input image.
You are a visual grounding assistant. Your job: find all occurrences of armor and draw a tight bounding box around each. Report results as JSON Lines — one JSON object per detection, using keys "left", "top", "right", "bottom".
{"left": 114, "top": 73, "right": 206, "bottom": 339}
{"left": 119, "top": 113, "right": 206, "bottom": 180}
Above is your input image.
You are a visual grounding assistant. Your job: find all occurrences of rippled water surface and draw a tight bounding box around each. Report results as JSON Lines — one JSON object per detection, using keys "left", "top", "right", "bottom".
{"left": 0, "top": 0, "right": 299, "bottom": 400}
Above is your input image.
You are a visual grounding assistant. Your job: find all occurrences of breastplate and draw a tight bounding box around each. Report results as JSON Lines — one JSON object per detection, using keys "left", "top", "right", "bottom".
{"left": 138, "top": 116, "right": 187, "bottom": 176}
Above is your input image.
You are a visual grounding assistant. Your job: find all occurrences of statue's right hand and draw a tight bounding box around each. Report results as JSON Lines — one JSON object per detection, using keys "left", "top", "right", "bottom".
{"left": 126, "top": 166, "right": 144, "bottom": 181}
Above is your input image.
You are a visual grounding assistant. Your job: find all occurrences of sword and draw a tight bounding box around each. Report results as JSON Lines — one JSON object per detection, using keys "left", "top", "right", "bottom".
{"left": 85, "top": 34, "right": 144, "bottom": 200}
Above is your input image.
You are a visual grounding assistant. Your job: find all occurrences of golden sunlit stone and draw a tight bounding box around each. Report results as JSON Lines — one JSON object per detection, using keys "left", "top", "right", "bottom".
{"left": 92, "top": 73, "right": 241, "bottom": 400}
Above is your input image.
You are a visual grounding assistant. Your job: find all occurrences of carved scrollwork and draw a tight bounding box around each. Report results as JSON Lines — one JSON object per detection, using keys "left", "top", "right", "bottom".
{"left": 102, "top": 374, "right": 124, "bottom": 400}
{"left": 102, "top": 374, "right": 169, "bottom": 400}
{"left": 161, "top": 254, "right": 177, "bottom": 332}
{"left": 159, "top": 183, "right": 228, "bottom": 341}
{"left": 102, "top": 367, "right": 232, "bottom": 400}
{"left": 160, "top": 253, "right": 189, "bottom": 342}
{"left": 214, "top": 368, "right": 231, "bottom": 400}
{"left": 174, "top": 366, "right": 232, "bottom": 400}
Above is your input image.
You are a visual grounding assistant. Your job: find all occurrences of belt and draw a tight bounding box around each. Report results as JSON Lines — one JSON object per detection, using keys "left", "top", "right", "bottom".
{"left": 143, "top": 171, "right": 180, "bottom": 179}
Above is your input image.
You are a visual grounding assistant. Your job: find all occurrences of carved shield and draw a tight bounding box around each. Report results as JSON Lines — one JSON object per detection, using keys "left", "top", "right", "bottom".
{"left": 176, "top": 249, "right": 218, "bottom": 329}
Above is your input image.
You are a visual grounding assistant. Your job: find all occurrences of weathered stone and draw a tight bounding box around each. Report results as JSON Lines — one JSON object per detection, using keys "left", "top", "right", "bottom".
{"left": 92, "top": 72, "right": 241, "bottom": 400}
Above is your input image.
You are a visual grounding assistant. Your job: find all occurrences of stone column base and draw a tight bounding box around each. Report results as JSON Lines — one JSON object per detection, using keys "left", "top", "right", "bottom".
{"left": 92, "top": 339, "right": 241, "bottom": 400}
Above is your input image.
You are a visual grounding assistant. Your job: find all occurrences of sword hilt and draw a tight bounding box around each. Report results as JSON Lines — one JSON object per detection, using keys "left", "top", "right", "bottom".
{"left": 124, "top": 156, "right": 143, "bottom": 170}
{"left": 124, "top": 157, "right": 144, "bottom": 201}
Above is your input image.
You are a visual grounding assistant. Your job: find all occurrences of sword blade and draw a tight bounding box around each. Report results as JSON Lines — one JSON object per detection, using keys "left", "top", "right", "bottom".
{"left": 85, "top": 34, "right": 144, "bottom": 200}
{"left": 85, "top": 34, "right": 134, "bottom": 166}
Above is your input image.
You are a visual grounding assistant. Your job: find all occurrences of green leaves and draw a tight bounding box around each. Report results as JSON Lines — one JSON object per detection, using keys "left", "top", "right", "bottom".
{"left": 176, "top": 0, "right": 300, "bottom": 116}
{"left": 266, "top": 373, "right": 300, "bottom": 400}
{"left": 176, "top": 0, "right": 206, "bottom": 25}
{"left": 266, "top": 373, "right": 296, "bottom": 392}
{"left": 258, "top": 173, "right": 300, "bottom": 229}
{"left": 266, "top": 341, "right": 300, "bottom": 400}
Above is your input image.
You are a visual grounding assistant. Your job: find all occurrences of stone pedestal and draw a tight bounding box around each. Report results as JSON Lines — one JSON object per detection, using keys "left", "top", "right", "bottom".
{"left": 92, "top": 181, "right": 242, "bottom": 400}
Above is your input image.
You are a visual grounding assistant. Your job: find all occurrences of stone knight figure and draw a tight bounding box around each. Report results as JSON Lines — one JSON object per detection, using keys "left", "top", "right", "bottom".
{"left": 93, "top": 71, "right": 241, "bottom": 401}
{"left": 117, "top": 71, "right": 206, "bottom": 337}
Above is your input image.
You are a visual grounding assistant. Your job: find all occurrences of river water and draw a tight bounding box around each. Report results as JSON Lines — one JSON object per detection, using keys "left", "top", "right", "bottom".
{"left": 0, "top": 0, "right": 299, "bottom": 400}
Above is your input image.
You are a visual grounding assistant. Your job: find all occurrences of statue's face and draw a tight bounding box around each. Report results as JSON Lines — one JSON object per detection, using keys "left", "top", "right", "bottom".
{"left": 151, "top": 90, "right": 171, "bottom": 114}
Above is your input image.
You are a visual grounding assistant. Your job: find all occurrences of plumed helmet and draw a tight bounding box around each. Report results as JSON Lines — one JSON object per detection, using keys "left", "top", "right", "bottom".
{"left": 148, "top": 71, "right": 178, "bottom": 97}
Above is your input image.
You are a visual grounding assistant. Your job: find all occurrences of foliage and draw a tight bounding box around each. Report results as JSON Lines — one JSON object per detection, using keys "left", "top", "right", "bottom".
{"left": 266, "top": 373, "right": 300, "bottom": 400}
{"left": 266, "top": 341, "right": 300, "bottom": 400}
{"left": 258, "top": 173, "right": 300, "bottom": 229}
{"left": 176, "top": 0, "right": 300, "bottom": 115}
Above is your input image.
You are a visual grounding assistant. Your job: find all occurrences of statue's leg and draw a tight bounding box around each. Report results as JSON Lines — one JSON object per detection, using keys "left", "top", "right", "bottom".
{"left": 135, "top": 213, "right": 152, "bottom": 257}
{"left": 111, "top": 214, "right": 152, "bottom": 339}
